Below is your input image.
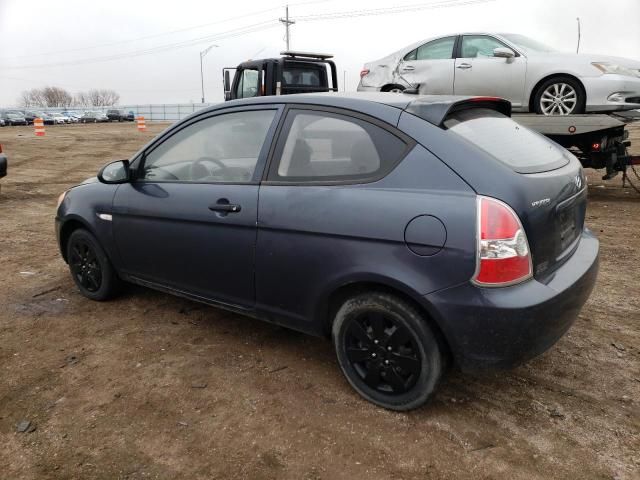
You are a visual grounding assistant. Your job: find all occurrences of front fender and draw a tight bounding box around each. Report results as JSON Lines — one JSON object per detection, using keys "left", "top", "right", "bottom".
{"left": 56, "top": 182, "right": 120, "bottom": 267}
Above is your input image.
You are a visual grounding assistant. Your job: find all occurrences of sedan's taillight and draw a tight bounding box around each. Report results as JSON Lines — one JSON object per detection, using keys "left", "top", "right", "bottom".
{"left": 473, "top": 196, "right": 532, "bottom": 287}
{"left": 360, "top": 68, "right": 370, "bottom": 78}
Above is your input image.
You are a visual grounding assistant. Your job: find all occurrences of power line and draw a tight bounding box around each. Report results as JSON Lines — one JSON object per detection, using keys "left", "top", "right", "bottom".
{"left": 296, "top": 0, "right": 496, "bottom": 21}
{"left": 3, "top": 0, "right": 494, "bottom": 71}
{"left": 3, "top": 21, "right": 280, "bottom": 70}
{"left": 1, "top": 1, "right": 331, "bottom": 61}
{"left": 279, "top": 5, "right": 296, "bottom": 51}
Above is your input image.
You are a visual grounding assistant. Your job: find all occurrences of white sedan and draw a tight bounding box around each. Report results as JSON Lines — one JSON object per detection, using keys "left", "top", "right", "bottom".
{"left": 50, "top": 113, "right": 70, "bottom": 124}
{"left": 358, "top": 33, "right": 640, "bottom": 115}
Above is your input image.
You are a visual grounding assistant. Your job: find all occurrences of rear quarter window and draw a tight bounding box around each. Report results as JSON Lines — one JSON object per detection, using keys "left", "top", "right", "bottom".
{"left": 444, "top": 108, "right": 569, "bottom": 173}
{"left": 269, "top": 109, "right": 411, "bottom": 183}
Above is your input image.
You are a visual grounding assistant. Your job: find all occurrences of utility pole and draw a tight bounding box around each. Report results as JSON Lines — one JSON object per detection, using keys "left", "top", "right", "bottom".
{"left": 199, "top": 44, "right": 218, "bottom": 104}
{"left": 279, "top": 5, "right": 295, "bottom": 51}
{"left": 576, "top": 17, "right": 581, "bottom": 54}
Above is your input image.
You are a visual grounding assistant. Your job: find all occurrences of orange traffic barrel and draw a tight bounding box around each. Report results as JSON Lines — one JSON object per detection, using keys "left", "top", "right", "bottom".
{"left": 34, "top": 117, "right": 45, "bottom": 137}
{"left": 136, "top": 116, "right": 146, "bottom": 132}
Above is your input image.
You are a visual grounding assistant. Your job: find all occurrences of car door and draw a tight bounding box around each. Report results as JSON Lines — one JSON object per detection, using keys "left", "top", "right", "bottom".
{"left": 256, "top": 106, "right": 414, "bottom": 331}
{"left": 396, "top": 36, "right": 456, "bottom": 94}
{"left": 453, "top": 35, "right": 527, "bottom": 108}
{"left": 112, "top": 106, "right": 281, "bottom": 308}
{"left": 234, "top": 68, "right": 261, "bottom": 99}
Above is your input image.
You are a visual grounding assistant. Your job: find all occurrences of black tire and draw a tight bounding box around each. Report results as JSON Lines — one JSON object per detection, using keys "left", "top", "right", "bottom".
{"left": 332, "top": 292, "right": 443, "bottom": 411}
{"left": 66, "top": 229, "right": 120, "bottom": 301}
{"left": 382, "top": 84, "right": 405, "bottom": 93}
{"left": 533, "top": 76, "right": 585, "bottom": 115}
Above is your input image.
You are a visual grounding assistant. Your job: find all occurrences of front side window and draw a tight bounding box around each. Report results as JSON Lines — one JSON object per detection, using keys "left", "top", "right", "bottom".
{"left": 460, "top": 35, "right": 509, "bottom": 58}
{"left": 270, "top": 110, "right": 408, "bottom": 182}
{"left": 141, "top": 110, "right": 276, "bottom": 183}
{"left": 404, "top": 36, "right": 456, "bottom": 61}
{"left": 236, "top": 69, "right": 260, "bottom": 99}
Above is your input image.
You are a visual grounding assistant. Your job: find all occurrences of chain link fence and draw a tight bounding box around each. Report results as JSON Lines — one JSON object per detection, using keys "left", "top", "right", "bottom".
{"left": 8, "top": 103, "right": 217, "bottom": 122}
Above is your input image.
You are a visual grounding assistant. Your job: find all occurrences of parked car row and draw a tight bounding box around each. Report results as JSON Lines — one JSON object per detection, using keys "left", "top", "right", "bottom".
{"left": 107, "top": 109, "right": 135, "bottom": 121}
{"left": 0, "top": 109, "right": 136, "bottom": 126}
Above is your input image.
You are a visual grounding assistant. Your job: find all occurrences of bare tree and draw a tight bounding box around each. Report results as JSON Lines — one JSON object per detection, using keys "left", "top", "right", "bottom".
{"left": 41, "top": 87, "right": 73, "bottom": 107}
{"left": 19, "top": 87, "right": 120, "bottom": 108}
{"left": 85, "top": 89, "right": 120, "bottom": 107}
{"left": 18, "top": 88, "right": 46, "bottom": 108}
{"left": 73, "top": 92, "right": 91, "bottom": 107}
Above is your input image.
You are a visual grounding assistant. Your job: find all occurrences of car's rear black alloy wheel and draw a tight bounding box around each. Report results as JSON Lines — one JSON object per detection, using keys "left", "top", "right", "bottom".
{"left": 334, "top": 293, "right": 442, "bottom": 410}
{"left": 344, "top": 312, "right": 421, "bottom": 394}
{"left": 69, "top": 240, "right": 102, "bottom": 292}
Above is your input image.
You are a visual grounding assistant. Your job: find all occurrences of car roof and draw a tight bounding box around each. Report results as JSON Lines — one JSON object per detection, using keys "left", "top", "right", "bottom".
{"left": 221, "top": 92, "right": 415, "bottom": 110}
{"left": 204, "top": 92, "right": 511, "bottom": 127}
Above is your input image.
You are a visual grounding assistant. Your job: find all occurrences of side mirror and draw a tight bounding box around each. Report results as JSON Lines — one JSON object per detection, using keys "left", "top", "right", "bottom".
{"left": 98, "top": 159, "right": 130, "bottom": 184}
{"left": 493, "top": 47, "right": 516, "bottom": 59}
{"left": 223, "top": 69, "right": 231, "bottom": 100}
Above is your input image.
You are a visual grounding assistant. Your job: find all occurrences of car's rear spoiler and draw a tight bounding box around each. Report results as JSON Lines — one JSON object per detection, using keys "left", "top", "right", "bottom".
{"left": 404, "top": 95, "right": 512, "bottom": 128}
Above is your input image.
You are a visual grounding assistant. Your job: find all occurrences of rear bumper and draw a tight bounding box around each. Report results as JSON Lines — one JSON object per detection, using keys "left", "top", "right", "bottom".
{"left": 583, "top": 74, "right": 640, "bottom": 112}
{"left": 424, "top": 228, "right": 599, "bottom": 372}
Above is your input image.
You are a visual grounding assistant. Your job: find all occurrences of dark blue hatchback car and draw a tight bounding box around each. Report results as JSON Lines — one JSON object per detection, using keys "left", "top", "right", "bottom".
{"left": 55, "top": 92, "right": 599, "bottom": 410}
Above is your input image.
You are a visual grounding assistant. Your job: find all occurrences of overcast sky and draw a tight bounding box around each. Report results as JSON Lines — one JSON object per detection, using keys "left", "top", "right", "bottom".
{"left": 1, "top": 0, "right": 639, "bottom": 106}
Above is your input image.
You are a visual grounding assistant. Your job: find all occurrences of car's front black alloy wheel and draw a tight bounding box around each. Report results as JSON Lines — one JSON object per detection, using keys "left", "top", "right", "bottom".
{"left": 333, "top": 293, "right": 443, "bottom": 411}
{"left": 66, "top": 229, "right": 120, "bottom": 301}
{"left": 69, "top": 240, "right": 102, "bottom": 292}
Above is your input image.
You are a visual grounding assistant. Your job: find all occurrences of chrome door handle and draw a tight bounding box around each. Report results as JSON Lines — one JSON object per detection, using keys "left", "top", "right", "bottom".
{"left": 456, "top": 63, "right": 472, "bottom": 69}
{"left": 401, "top": 65, "right": 415, "bottom": 71}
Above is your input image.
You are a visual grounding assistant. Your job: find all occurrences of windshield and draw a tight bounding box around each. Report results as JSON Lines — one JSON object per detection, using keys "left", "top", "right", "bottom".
{"left": 501, "top": 34, "right": 557, "bottom": 53}
{"left": 444, "top": 108, "right": 569, "bottom": 173}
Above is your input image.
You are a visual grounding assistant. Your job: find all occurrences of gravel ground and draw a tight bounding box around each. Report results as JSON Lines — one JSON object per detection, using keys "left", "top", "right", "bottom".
{"left": 0, "top": 122, "right": 638, "bottom": 480}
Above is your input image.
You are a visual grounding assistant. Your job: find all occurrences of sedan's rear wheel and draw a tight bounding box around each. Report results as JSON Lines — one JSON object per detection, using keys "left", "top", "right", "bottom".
{"left": 382, "top": 84, "right": 405, "bottom": 94}
{"left": 534, "top": 76, "right": 585, "bottom": 115}
{"left": 67, "top": 229, "right": 120, "bottom": 301}
{"left": 333, "top": 292, "right": 442, "bottom": 410}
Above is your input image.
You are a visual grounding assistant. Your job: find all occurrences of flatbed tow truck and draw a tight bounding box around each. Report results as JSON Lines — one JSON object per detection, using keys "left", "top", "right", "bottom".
{"left": 514, "top": 112, "right": 640, "bottom": 185}
{"left": 223, "top": 52, "right": 640, "bottom": 191}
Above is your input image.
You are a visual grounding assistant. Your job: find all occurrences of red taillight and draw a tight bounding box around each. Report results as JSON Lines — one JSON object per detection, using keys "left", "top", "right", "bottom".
{"left": 473, "top": 196, "right": 532, "bottom": 287}
{"left": 592, "top": 142, "right": 601, "bottom": 151}
{"left": 360, "top": 68, "right": 370, "bottom": 78}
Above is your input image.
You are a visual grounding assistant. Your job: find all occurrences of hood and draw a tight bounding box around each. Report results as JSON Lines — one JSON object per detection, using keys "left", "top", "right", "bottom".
{"left": 77, "top": 176, "right": 99, "bottom": 186}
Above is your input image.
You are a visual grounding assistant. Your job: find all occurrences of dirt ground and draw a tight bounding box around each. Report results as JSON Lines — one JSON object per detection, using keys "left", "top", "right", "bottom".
{"left": 0, "top": 121, "right": 639, "bottom": 480}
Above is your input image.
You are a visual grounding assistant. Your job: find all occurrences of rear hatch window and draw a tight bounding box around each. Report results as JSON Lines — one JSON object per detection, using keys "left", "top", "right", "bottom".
{"left": 444, "top": 108, "right": 569, "bottom": 173}
{"left": 282, "top": 62, "right": 328, "bottom": 94}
